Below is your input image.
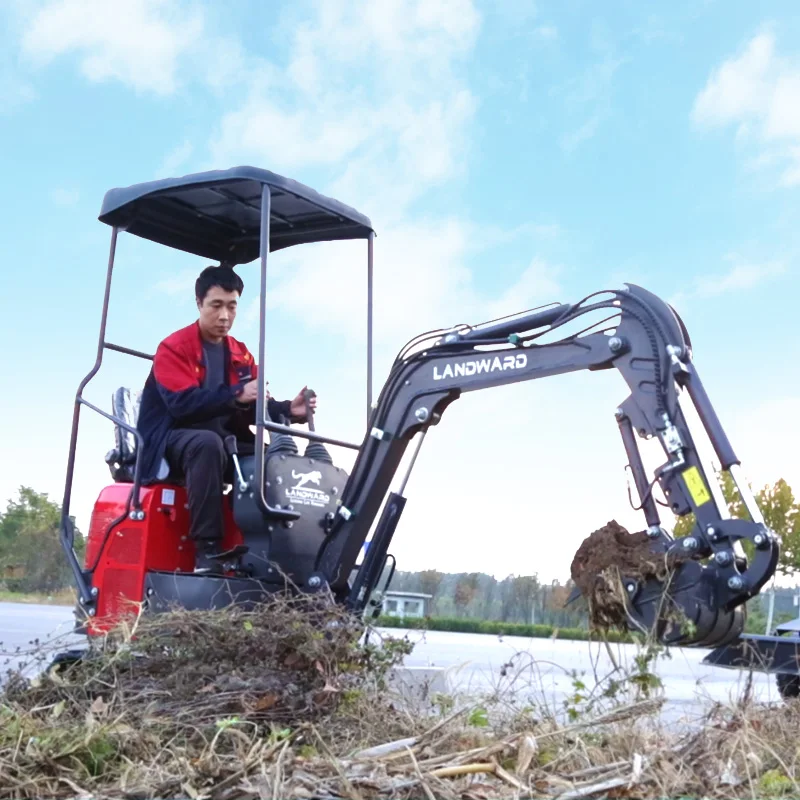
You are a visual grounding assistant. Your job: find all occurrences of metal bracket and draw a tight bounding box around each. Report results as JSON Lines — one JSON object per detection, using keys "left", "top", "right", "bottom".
{"left": 660, "top": 414, "right": 683, "bottom": 454}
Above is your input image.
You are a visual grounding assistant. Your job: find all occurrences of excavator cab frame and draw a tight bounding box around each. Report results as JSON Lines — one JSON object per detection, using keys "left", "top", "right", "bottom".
{"left": 59, "top": 167, "right": 379, "bottom": 622}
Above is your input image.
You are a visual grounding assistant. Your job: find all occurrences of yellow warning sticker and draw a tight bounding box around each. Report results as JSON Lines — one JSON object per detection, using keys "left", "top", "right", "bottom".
{"left": 682, "top": 466, "right": 711, "bottom": 507}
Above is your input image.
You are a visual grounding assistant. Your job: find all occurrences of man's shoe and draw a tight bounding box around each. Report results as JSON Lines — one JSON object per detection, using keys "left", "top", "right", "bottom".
{"left": 194, "top": 543, "right": 225, "bottom": 575}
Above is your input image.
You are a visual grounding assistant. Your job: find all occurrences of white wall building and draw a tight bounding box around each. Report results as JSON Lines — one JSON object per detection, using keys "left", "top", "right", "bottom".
{"left": 381, "top": 591, "right": 431, "bottom": 619}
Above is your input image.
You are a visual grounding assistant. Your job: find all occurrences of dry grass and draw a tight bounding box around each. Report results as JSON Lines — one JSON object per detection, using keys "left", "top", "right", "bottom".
{"left": 1, "top": 593, "right": 800, "bottom": 799}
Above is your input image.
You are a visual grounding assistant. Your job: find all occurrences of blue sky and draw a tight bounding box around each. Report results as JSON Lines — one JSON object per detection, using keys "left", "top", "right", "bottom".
{"left": 2, "top": 0, "right": 799, "bottom": 582}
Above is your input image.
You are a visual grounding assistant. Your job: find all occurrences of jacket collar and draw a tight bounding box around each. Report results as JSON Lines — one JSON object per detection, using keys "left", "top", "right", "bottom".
{"left": 193, "top": 319, "right": 233, "bottom": 350}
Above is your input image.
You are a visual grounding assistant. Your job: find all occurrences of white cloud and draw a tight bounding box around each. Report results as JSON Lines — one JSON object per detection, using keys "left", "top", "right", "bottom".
{"left": 484, "top": 257, "right": 561, "bottom": 321}
{"left": 0, "top": 6, "right": 36, "bottom": 114}
{"left": 155, "top": 269, "right": 198, "bottom": 297}
{"left": 208, "top": 0, "right": 480, "bottom": 223}
{"left": 289, "top": 0, "right": 481, "bottom": 87}
{"left": 562, "top": 56, "right": 625, "bottom": 111}
{"left": 692, "top": 259, "right": 787, "bottom": 296}
{"left": 265, "top": 221, "right": 475, "bottom": 347}
{"left": 0, "top": 71, "right": 35, "bottom": 114}
{"left": 20, "top": 0, "right": 204, "bottom": 95}
{"left": 156, "top": 139, "right": 194, "bottom": 178}
{"left": 50, "top": 187, "right": 80, "bottom": 206}
{"left": 553, "top": 46, "right": 626, "bottom": 152}
{"left": 246, "top": 223, "right": 562, "bottom": 364}
{"left": 561, "top": 114, "right": 601, "bottom": 153}
{"left": 667, "top": 255, "right": 789, "bottom": 310}
{"left": 692, "top": 32, "right": 774, "bottom": 128}
{"left": 692, "top": 30, "right": 800, "bottom": 187}
{"left": 205, "top": 0, "right": 489, "bottom": 412}
{"left": 210, "top": 92, "right": 378, "bottom": 172}
{"left": 209, "top": 87, "right": 477, "bottom": 221}
{"left": 83, "top": 0, "right": 531, "bottom": 379}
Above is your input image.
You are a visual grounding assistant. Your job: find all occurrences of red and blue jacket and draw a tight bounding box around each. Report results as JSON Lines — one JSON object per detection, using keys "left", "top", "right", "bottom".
{"left": 137, "top": 322, "right": 291, "bottom": 483}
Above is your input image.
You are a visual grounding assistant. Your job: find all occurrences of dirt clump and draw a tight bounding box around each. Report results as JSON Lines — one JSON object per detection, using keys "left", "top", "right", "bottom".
{"left": 570, "top": 520, "right": 665, "bottom": 631}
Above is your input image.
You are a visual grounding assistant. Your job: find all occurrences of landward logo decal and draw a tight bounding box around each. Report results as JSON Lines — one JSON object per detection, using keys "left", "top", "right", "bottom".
{"left": 285, "top": 469, "right": 330, "bottom": 508}
{"left": 433, "top": 353, "right": 527, "bottom": 380}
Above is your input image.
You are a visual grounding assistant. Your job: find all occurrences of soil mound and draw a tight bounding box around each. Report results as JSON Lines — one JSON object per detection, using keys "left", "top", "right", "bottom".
{"left": 570, "top": 520, "right": 664, "bottom": 630}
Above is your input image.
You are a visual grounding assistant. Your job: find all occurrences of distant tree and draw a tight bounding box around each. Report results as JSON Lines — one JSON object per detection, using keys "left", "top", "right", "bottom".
{"left": 672, "top": 469, "right": 741, "bottom": 537}
{"left": 453, "top": 572, "right": 480, "bottom": 617}
{"left": 548, "top": 582, "right": 571, "bottom": 611}
{"left": 479, "top": 574, "right": 496, "bottom": 619}
{"left": 0, "top": 486, "right": 83, "bottom": 594}
{"left": 498, "top": 574, "right": 516, "bottom": 621}
{"left": 494, "top": 574, "right": 540, "bottom": 623}
{"left": 418, "top": 569, "right": 444, "bottom": 613}
{"left": 760, "top": 479, "right": 800, "bottom": 576}
{"left": 385, "top": 569, "right": 590, "bottom": 627}
{"left": 510, "top": 575, "right": 540, "bottom": 624}
{"left": 672, "top": 471, "right": 800, "bottom": 575}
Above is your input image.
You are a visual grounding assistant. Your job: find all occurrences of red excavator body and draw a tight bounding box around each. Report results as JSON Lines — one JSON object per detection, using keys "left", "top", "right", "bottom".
{"left": 83, "top": 483, "right": 245, "bottom": 634}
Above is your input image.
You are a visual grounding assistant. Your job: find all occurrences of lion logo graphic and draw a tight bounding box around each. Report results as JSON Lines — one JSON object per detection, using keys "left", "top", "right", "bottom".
{"left": 292, "top": 470, "right": 323, "bottom": 490}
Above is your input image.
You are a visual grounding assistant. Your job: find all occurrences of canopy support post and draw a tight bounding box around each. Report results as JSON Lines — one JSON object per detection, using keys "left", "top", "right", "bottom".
{"left": 253, "top": 184, "right": 299, "bottom": 523}
{"left": 367, "top": 231, "right": 374, "bottom": 426}
{"left": 255, "top": 184, "right": 271, "bottom": 496}
{"left": 62, "top": 226, "right": 118, "bottom": 524}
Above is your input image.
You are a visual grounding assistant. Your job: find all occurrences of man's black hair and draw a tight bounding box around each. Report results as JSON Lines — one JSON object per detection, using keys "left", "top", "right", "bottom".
{"left": 195, "top": 265, "right": 244, "bottom": 301}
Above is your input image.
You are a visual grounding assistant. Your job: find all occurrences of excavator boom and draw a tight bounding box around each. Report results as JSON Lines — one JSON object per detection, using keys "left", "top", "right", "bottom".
{"left": 308, "top": 284, "right": 778, "bottom": 649}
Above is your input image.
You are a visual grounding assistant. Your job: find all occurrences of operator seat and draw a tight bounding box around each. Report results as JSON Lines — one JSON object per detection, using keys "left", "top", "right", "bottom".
{"left": 105, "top": 387, "right": 170, "bottom": 483}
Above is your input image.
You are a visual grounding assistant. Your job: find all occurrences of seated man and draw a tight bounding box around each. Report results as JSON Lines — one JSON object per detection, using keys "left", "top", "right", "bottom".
{"left": 137, "top": 265, "right": 316, "bottom": 573}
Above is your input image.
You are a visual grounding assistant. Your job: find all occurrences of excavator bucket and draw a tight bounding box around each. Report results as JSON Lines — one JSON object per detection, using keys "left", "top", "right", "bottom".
{"left": 567, "top": 520, "right": 754, "bottom": 648}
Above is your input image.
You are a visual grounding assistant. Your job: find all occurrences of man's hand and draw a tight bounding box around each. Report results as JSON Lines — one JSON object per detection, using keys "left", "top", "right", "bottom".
{"left": 290, "top": 386, "right": 317, "bottom": 422}
{"left": 237, "top": 379, "right": 259, "bottom": 404}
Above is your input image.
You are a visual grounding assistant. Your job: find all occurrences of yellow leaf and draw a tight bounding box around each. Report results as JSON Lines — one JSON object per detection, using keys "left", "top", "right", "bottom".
{"left": 253, "top": 693, "right": 279, "bottom": 711}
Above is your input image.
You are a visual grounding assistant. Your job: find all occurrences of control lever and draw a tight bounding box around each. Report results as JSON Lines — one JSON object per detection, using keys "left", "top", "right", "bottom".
{"left": 224, "top": 435, "right": 249, "bottom": 493}
{"left": 300, "top": 388, "right": 331, "bottom": 464}
{"left": 303, "top": 388, "right": 317, "bottom": 431}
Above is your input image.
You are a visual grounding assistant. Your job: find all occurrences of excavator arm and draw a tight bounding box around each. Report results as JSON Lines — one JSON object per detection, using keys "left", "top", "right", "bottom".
{"left": 308, "top": 284, "right": 778, "bottom": 649}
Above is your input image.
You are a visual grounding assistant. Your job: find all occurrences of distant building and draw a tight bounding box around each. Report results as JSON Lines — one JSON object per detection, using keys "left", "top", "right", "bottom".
{"left": 381, "top": 591, "right": 431, "bottom": 619}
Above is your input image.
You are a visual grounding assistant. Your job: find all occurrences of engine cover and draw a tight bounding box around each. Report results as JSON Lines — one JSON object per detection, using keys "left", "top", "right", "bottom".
{"left": 233, "top": 452, "right": 348, "bottom": 586}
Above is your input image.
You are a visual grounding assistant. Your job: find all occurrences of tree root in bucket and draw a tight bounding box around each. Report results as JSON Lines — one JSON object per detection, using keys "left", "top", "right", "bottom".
{"left": 570, "top": 520, "right": 668, "bottom": 632}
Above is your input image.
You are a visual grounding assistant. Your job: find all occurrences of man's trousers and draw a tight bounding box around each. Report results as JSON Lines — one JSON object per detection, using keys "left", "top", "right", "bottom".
{"left": 164, "top": 428, "right": 227, "bottom": 544}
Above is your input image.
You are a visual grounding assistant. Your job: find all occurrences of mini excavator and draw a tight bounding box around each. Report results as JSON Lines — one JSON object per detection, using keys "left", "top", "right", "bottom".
{"left": 58, "top": 167, "right": 790, "bottom": 682}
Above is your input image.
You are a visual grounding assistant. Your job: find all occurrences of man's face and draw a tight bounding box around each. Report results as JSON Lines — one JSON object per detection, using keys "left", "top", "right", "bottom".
{"left": 197, "top": 285, "right": 239, "bottom": 342}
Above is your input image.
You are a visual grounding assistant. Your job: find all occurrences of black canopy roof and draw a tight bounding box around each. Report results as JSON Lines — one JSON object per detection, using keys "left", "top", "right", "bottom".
{"left": 98, "top": 166, "right": 374, "bottom": 264}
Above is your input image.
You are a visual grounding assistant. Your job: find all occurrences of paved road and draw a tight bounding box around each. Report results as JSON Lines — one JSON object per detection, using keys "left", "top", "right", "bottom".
{"left": 377, "top": 625, "right": 782, "bottom": 727}
{"left": 0, "top": 603, "right": 782, "bottom": 728}
{"left": 0, "top": 602, "right": 83, "bottom": 679}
